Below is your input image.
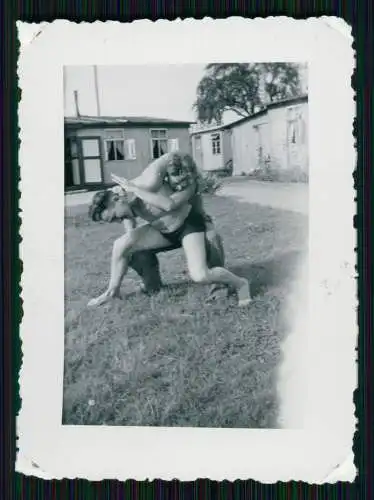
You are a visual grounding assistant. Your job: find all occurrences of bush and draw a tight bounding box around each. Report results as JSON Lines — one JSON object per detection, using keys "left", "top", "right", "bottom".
{"left": 198, "top": 172, "right": 223, "bottom": 194}
{"left": 248, "top": 160, "right": 308, "bottom": 183}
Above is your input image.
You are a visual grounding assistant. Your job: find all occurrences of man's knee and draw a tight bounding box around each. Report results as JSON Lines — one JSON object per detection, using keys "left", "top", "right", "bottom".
{"left": 190, "top": 267, "right": 209, "bottom": 284}
{"left": 205, "top": 230, "right": 225, "bottom": 268}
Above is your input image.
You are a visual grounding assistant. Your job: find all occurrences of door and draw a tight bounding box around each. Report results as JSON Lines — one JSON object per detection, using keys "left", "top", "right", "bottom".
{"left": 65, "top": 137, "right": 83, "bottom": 190}
{"left": 79, "top": 137, "right": 104, "bottom": 186}
{"left": 194, "top": 135, "right": 203, "bottom": 169}
{"left": 287, "top": 106, "right": 305, "bottom": 170}
{"left": 209, "top": 132, "right": 223, "bottom": 171}
{"left": 253, "top": 124, "right": 267, "bottom": 168}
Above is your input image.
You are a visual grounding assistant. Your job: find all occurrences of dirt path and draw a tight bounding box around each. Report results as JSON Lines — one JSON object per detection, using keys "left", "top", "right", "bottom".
{"left": 65, "top": 180, "right": 309, "bottom": 217}
{"left": 218, "top": 179, "right": 309, "bottom": 215}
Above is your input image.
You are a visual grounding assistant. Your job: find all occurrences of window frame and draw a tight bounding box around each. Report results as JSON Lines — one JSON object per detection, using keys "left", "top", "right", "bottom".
{"left": 65, "top": 136, "right": 82, "bottom": 189}
{"left": 79, "top": 136, "right": 105, "bottom": 185}
{"left": 286, "top": 105, "right": 306, "bottom": 146}
{"left": 103, "top": 128, "right": 136, "bottom": 161}
{"left": 150, "top": 128, "right": 169, "bottom": 159}
{"left": 211, "top": 132, "right": 222, "bottom": 156}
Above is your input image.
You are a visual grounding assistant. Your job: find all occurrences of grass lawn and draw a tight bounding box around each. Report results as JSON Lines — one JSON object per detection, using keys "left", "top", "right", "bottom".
{"left": 63, "top": 194, "right": 308, "bottom": 428}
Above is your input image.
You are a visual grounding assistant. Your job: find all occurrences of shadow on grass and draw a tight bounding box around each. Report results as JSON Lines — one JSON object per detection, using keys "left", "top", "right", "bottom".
{"left": 151, "top": 250, "right": 303, "bottom": 302}
{"left": 231, "top": 250, "right": 303, "bottom": 298}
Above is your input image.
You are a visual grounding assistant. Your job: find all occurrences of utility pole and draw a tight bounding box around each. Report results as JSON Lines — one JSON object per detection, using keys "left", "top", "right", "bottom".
{"left": 73, "top": 90, "right": 81, "bottom": 117}
{"left": 63, "top": 68, "right": 67, "bottom": 114}
{"left": 93, "top": 65, "right": 101, "bottom": 116}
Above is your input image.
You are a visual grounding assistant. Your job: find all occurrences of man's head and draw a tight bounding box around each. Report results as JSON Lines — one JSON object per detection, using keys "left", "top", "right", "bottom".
{"left": 165, "top": 153, "right": 199, "bottom": 192}
{"left": 88, "top": 187, "right": 135, "bottom": 223}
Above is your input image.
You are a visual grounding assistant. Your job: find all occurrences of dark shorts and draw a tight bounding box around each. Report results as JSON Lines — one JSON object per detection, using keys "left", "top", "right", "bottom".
{"left": 161, "top": 208, "right": 206, "bottom": 246}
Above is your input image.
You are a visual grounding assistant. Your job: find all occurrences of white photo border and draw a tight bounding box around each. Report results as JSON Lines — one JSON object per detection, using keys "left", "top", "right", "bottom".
{"left": 17, "top": 18, "right": 356, "bottom": 482}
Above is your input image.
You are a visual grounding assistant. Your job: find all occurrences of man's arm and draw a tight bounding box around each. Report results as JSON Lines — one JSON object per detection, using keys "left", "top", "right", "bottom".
{"left": 167, "top": 182, "right": 197, "bottom": 209}
{"left": 113, "top": 174, "right": 197, "bottom": 213}
{"left": 130, "top": 183, "right": 196, "bottom": 212}
{"left": 130, "top": 152, "right": 175, "bottom": 192}
{"left": 122, "top": 218, "right": 136, "bottom": 232}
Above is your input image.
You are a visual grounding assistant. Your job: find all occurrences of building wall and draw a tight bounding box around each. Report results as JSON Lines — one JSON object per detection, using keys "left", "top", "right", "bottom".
{"left": 267, "top": 101, "right": 308, "bottom": 174}
{"left": 192, "top": 129, "right": 232, "bottom": 172}
{"left": 231, "top": 100, "right": 308, "bottom": 176}
{"left": 231, "top": 112, "right": 270, "bottom": 175}
{"left": 66, "top": 125, "right": 191, "bottom": 187}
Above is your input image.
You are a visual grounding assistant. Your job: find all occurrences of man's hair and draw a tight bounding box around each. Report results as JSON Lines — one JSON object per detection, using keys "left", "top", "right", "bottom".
{"left": 88, "top": 190, "right": 112, "bottom": 221}
{"left": 88, "top": 189, "right": 136, "bottom": 222}
{"left": 166, "top": 152, "right": 203, "bottom": 194}
{"left": 168, "top": 152, "right": 199, "bottom": 177}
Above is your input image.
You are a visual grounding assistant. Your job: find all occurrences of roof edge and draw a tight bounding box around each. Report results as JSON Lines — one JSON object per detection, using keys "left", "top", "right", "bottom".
{"left": 190, "top": 94, "right": 308, "bottom": 135}
{"left": 64, "top": 115, "right": 196, "bottom": 126}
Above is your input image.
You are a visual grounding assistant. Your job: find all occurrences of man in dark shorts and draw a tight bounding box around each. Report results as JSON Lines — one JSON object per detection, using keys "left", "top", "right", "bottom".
{"left": 89, "top": 185, "right": 227, "bottom": 298}
{"left": 87, "top": 150, "right": 252, "bottom": 308}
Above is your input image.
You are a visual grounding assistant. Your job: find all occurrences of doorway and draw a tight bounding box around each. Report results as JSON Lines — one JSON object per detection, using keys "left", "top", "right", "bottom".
{"left": 80, "top": 137, "right": 104, "bottom": 186}
{"left": 194, "top": 135, "right": 204, "bottom": 170}
{"left": 65, "top": 137, "right": 82, "bottom": 190}
{"left": 253, "top": 123, "right": 267, "bottom": 168}
{"left": 65, "top": 136, "right": 104, "bottom": 191}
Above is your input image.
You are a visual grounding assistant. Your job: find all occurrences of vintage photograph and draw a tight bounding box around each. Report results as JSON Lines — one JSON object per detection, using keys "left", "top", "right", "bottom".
{"left": 17, "top": 17, "right": 356, "bottom": 481}
{"left": 63, "top": 63, "right": 309, "bottom": 428}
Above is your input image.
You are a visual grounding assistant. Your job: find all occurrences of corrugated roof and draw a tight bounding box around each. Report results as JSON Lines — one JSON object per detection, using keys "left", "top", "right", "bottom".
{"left": 225, "top": 94, "right": 308, "bottom": 129}
{"left": 64, "top": 115, "right": 195, "bottom": 126}
{"left": 190, "top": 94, "right": 308, "bottom": 135}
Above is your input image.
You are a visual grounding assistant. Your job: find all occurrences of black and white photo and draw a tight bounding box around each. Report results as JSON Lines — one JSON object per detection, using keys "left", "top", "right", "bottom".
{"left": 17, "top": 18, "right": 356, "bottom": 481}
{"left": 63, "top": 62, "right": 309, "bottom": 429}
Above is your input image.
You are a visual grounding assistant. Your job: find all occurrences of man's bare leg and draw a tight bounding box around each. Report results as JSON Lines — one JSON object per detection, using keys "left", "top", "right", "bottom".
{"left": 88, "top": 225, "right": 170, "bottom": 307}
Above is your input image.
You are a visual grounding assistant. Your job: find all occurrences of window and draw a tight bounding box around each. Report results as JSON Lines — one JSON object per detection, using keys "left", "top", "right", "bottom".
{"left": 82, "top": 138, "right": 100, "bottom": 157}
{"left": 287, "top": 105, "right": 306, "bottom": 144}
{"left": 211, "top": 133, "right": 221, "bottom": 155}
{"left": 288, "top": 119, "right": 303, "bottom": 145}
{"left": 287, "top": 105, "right": 302, "bottom": 121}
{"left": 81, "top": 137, "right": 103, "bottom": 183}
{"left": 104, "top": 129, "right": 136, "bottom": 161}
{"left": 104, "top": 129, "right": 124, "bottom": 161}
{"left": 168, "top": 138, "right": 179, "bottom": 152}
{"left": 151, "top": 129, "right": 168, "bottom": 159}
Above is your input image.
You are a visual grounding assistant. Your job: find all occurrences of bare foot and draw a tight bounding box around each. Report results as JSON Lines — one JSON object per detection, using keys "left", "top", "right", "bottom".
{"left": 237, "top": 279, "right": 252, "bottom": 307}
{"left": 87, "top": 290, "right": 120, "bottom": 308}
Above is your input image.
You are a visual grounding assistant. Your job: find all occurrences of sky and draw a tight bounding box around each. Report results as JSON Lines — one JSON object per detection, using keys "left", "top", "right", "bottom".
{"left": 64, "top": 64, "right": 308, "bottom": 125}
{"left": 64, "top": 65, "right": 207, "bottom": 122}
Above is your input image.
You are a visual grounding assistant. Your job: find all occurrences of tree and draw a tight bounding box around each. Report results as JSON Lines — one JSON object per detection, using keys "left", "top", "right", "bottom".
{"left": 193, "top": 63, "right": 303, "bottom": 124}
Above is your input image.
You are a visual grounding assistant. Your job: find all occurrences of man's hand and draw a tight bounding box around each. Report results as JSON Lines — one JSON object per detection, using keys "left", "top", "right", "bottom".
{"left": 111, "top": 184, "right": 126, "bottom": 196}
{"left": 111, "top": 174, "right": 137, "bottom": 193}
